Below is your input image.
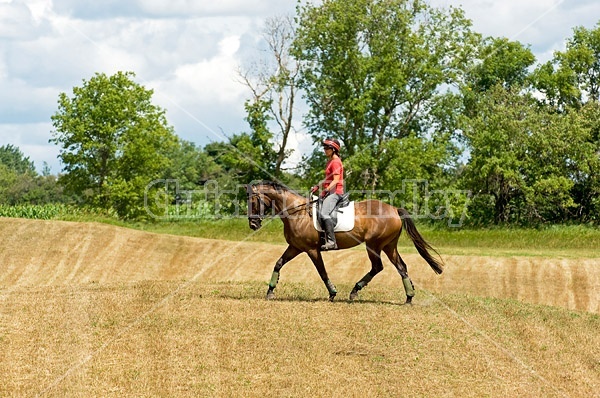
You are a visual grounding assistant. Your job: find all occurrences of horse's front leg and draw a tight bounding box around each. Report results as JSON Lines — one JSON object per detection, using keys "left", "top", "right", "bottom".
{"left": 266, "top": 245, "right": 302, "bottom": 300}
{"left": 306, "top": 249, "right": 337, "bottom": 301}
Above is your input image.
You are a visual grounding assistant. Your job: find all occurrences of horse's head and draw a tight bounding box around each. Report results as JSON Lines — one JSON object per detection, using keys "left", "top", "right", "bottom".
{"left": 246, "top": 183, "right": 273, "bottom": 230}
{"left": 247, "top": 181, "right": 306, "bottom": 229}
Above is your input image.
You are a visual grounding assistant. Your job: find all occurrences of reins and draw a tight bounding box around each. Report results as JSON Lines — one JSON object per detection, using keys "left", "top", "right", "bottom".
{"left": 284, "top": 198, "right": 319, "bottom": 217}
{"left": 249, "top": 192, "right": 318, "bottom": 220}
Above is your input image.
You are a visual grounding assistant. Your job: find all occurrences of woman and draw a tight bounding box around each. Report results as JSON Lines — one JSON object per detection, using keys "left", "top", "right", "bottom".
{"left": 313, "top": 138, "right": 344, "bottom": 250}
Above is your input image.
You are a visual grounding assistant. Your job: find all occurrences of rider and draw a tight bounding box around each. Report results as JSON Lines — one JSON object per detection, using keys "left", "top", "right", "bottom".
{"left": 313, "top": 138, "right": 344, "bottom": 251}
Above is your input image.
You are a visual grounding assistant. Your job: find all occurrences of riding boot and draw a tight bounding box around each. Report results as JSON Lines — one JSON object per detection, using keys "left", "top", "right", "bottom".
{"left": 320, "top": 218, "right": 338, "bottom": 251}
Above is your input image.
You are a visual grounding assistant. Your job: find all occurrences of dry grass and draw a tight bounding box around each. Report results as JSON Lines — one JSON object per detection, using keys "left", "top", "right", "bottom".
{"left": 0, "top": 218, "right": 599, "bottom": 397}
{"left": 0, "top": 218, "right": 597, "bottom": 313}
{"left": 1, "top": 282, "right": 598, "bottom": 397}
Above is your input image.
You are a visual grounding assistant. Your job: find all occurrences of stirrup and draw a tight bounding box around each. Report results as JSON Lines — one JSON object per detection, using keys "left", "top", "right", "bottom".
{"left": 320, "top": 241, "right": 338, "bottom": 251}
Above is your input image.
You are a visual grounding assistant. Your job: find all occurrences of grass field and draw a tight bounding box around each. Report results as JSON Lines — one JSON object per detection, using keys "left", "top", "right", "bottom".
{"left": 131, "top": 218, "right": 600, "bottom": 258}
{"left": 2, "top": 282, "right": 598, "bottom": 397}
{"left": 0, "top": 217, "right": 598, "bottom": 397}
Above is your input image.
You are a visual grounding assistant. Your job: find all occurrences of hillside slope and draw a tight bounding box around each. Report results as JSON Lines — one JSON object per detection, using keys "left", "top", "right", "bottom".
{"left": 1, "top": 218, "right": 599, "bottom": 397}
{"left": 0, "top": 218, "right": 597, "bottom": 312}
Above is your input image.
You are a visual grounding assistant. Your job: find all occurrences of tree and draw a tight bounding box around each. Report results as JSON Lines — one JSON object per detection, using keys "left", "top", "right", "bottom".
{"left": 0, "top": 144, "right": 64, "bottom": 205}
{"left": 0, "top": 144, "right": 35, "bottom": 175}
{"left": 532, "top": 22, "right": 600, "bottom": 109}
{"left": 460, "top": 85, "right": 595, "bottom": 225}
{"left": 0, "top": 163, "right": 19, "bottom": 204}
{"left": 162, "top": 139, "right": 221, "bottom": 189}
{"left": 528, "top": 23, "right": 600, "bottom": 223}
{"left": 239, "top": 15, "right": 300, "bottom": 177}
{"left": 467, "top": 38, "right": 535, "bottom": 91}
{"left": 461, "top": 37, "right": 536, "bottom": 117}
{"left": 204, "top": 127, "right": 276, "bottom": 183}
{"left": 50, "top": 71, "right": 179, "bottom": 219}
{"left": 293, "top": 0, "right": 479, "bottom": 191}
{"left": 571, "top": 101, "right": 600, "bottom": 222}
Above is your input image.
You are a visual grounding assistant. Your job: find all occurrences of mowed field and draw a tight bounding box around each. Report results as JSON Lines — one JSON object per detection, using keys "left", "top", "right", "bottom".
{"left": 0, "top": 218, "right": 598, "bottom": 397}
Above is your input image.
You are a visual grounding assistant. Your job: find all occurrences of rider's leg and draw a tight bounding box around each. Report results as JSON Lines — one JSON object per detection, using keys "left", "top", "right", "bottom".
{"left": 319, "top": 194, "right": 340, "bottom": 251}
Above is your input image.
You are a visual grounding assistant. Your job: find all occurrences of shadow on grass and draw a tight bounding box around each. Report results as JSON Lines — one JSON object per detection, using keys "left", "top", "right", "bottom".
{"left": 208, "top": 290, "right": 412, "bottom": 307}
{"left": 269, "top": 296, "right": 413, "bottom": 306}
{"left": 191, "top": 281, "right": 418, "bottom": 306}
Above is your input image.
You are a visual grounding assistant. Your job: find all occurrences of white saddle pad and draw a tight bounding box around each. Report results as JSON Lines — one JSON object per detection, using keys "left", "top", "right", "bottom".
{"left": 312, "top": 199, "right": 355, "bottom": 232}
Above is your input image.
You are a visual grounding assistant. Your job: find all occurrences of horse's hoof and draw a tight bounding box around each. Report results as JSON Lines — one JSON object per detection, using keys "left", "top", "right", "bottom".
{"left": 405, "top": 296, "right": 413, "bottom": 305}
{"left": 329, "top": 294, "right": 336, "bottom": 302}
{"left": 349, "top": 291, "right": 358, "bottom": 301}
{"left": 266, "top": 291, "right": 275, "bottom": 300}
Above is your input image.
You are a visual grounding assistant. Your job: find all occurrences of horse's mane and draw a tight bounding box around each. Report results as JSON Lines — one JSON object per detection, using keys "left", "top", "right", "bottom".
{"left": 252, "top": 180, "right": 304, "bottom": 198}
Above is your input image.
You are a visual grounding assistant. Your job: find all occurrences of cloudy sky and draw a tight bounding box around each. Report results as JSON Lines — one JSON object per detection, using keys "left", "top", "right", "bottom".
{"left": 1, "top": 0, "right": 599, "bottom": 174}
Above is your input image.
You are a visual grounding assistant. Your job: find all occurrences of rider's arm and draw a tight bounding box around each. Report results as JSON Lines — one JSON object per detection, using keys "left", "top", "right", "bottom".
{"left": 325, "top": 174, "right": 340, "bottom": 193}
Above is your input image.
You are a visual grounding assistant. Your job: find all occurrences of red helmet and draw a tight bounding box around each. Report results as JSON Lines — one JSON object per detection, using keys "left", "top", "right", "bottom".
{"left": 322, "top": 138, "right": 341, "bottom": 152}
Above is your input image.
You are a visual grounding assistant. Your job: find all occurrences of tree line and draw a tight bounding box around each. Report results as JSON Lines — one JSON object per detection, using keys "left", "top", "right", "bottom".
{"left": 1, "top": 0, "right": 599, "bottom": 226}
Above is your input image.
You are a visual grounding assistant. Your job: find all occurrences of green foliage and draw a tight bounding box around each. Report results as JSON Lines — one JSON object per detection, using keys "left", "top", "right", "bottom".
{"left": 212, "top": 98, "right": 282, "bottom": 183}
{"left": 0, "top": 145, "right": 64, "bottom": 205}
{"left": 162, "top": 140, "right": 221, "bottom": 190}
{"left": 50, "top": 71, "right": 179, "bottom": 219}
{"left": 462, "top": 38, "right": 535, "bottom": 118}
{"left": 571, "top": 101, "right": 600, "bottom": 222}
{"left": 294, "top": 0, "right": 479, "bottom": 150}
{"left": 293, "top": 0, "right": 479, "bottom": 198}
{"left": 290, "top": 3, "right": 599, "bottom": 226}
{"left": 527, "top": 23, "right": 600, "bottom": 223}
{"left": 244, "top": 99, "right": 278, "bottom": 176}
{"left": 344, "top": 135, "right": 447, "bottom": 193}
{"left": 186, "top": 101, "right": 284, "bottom": 216}
{"left": 7, "top": 8, "right": 595, "bottom": 228}
{"left": 0, "top": 204, "right": 63, "bottom": 219}
{"left": 0, "top": 204, "right": 115, "bottom": 220}
{"left": 460, "top": 85, "right": 596, "bottom": 225}
{"left": 0, "top": 144, "right": 36, "bottom": 175}
{"left": 532, "top": 22, "right": 600, "bottom": 108}
{"left": 468, "top": 38, "right": 535, "bottom": 91}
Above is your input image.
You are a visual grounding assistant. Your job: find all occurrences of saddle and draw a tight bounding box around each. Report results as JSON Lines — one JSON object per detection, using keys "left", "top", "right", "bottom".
{"left": 312, "top": 193, "right": 355, "bottom": 232}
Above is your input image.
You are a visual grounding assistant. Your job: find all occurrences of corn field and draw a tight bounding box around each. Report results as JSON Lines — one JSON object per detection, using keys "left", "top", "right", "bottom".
{"left": 0, "top": 204, "right": 113, "bottom": 220}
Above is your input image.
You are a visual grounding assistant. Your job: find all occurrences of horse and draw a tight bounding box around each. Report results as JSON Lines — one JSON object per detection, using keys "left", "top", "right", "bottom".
{"left": 246, "top": 181, "right": 444, "bottom": 303}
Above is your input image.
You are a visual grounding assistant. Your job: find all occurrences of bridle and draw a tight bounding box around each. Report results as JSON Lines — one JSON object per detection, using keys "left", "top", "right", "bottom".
{"left": 247, "top": 192, "right": 269, "bottom": 220}
{"left": 247, "top": 189, "right": 318, "bottom": 222}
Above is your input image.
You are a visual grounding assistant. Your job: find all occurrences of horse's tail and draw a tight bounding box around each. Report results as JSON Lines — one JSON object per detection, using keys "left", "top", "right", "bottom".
{"left": 398, "top": 208, "right": 444, "bottom": 274}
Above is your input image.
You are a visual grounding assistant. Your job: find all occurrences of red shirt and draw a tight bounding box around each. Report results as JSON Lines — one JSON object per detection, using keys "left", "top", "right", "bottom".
{"left": 322, "top": 157, "right": 344, "bottom": 195}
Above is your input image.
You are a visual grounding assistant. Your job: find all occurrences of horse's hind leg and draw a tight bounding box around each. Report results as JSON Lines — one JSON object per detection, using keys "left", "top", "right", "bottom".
{"left": 266, "top": 245, "right": 301, "bottom": 300}
{"left": 349, "top": 245, "right": 384, "bottom": 301}
{"left": 383, "top": 244, "right": 415, "bottom": 304}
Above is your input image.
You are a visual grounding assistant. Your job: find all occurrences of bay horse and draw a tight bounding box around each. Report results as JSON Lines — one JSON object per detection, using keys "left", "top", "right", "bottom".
{"left": 247, "top": 181, "right": 444, "bottom": 303}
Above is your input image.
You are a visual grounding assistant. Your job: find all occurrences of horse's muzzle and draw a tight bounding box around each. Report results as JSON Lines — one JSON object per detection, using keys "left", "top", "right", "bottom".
{"left": 249, "top": 218, "right": 262, "bottom": 230}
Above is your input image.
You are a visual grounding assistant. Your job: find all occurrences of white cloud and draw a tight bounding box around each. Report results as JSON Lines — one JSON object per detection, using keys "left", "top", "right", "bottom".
{"left": 431, "top": 0, "right": 600, "bottom": 59}
{"left": 172, "top": 35, "right": 244, "bottom": 104}
{"left": 138, "top": 0, "right": 277, "bottom": 17}
{"left": 2, "top": 0, "right": 600, "bottom": 173}
{"left": 148, "top": 34, "right": 251, "bottom": 144}
{"left": 52, "top": 0, "right": 295, "bottom": 19}
{"left": 0, "top": 0, "right": 47, "bottom": 39}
